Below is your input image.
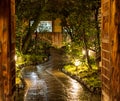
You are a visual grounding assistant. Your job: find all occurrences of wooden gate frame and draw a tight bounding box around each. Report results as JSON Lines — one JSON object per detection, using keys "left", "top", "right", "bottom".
{"left": 101, "top": 0, "right": 120, "bottom": 100}
{"left": 1, "top": 0, "right": 120, "bottom": 101}
{"left": 0, "top": 0, "right": 15, "bottom": 101}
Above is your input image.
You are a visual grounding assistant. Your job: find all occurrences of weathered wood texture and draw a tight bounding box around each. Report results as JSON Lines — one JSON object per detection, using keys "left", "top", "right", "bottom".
{"left": 32, "top": 18, "right": 63, "bottom": 48}
{"left": 32, "top": 32, "right": 63, "bottom": 48}
{"left": 0, "top": 0, "right": 15, "bottom": 101}
{"left": 101, "top": 0, "right": 120, "bottom": 100}
{"left": 109, "top": 0, "right": 120, "bottom": 100}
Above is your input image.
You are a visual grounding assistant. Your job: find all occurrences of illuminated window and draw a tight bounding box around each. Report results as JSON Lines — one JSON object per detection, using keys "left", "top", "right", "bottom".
{"left": 30, "top": 21, "right": 52, "bottom": 32}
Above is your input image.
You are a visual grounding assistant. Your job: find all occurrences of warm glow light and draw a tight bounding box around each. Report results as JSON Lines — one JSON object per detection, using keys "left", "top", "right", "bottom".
{"left": 31, "top": 72, "right": 38, "bottom": 79}
{"left": 15, "top": 55, "right": 17, "bottom": 61}
{"left": 88, "top": 50, "right": 95, "bottom": 56}
{"left": 72, "top": 80, "right": 80, "bottom": 90}
{"left": 74, "top": 59, "right": 80, "bottom": 67}
{"left": 68, "top": 44, "right": 71, "bottom": 47}
{"left": 67, "top": 79, "right": 83, "bottom": 98}
{"left": 82, "top": 49, "right": 86, "bottom": 55}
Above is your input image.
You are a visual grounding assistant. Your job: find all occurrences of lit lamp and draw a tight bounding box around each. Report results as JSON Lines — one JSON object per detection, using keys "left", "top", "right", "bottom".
{"left": 74, "top": 59, "right": 80, "bottom": 71}
{"left": 82, "top": 49, "right": 86, "bottom": 55}
{"left": 15, "top": 55, "right": 17, "bottom": 61}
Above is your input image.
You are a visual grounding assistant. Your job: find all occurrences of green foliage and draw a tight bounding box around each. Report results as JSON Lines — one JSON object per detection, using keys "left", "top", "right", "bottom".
{"left": 83, "top": 75, "right": 101, "bottom": 87}
{"left": 16, "top": 0, "right": 101, "bottom": 53}
{"left": 16, "top": 47, "right": 46, "bottom": 66}
{"left": 65, "top": 42, "right": 82, "bottom": 56}
{"left": 63, "top": 64, "right": 101, "bottom": 88}
{"left": 23, "top": 54, "right": 45, "bottom": 64}
{"left": 61, "top": 0, "right": 101, "bottom": 53}
{"left": 64, "top": 65, "right": 76, "bottom": 72}
{"left": 15, "top": 0, "right": 101, "bottom": 68}
{"left": 89, "top": 56, "right": 96, "bottom": 64}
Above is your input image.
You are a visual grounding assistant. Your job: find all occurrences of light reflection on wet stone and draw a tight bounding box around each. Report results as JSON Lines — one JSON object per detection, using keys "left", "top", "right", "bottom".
{"left": 22, "top": 65, "right": 101, "bottom": 101}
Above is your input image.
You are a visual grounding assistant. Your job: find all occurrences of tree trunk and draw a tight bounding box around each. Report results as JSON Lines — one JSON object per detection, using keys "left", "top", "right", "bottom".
{"left": 83, "top": 30, "right": 92, "bottom": 70}
{"left": 94, "top": 7, "right": 101, "bottom": 68}
{"left": 22, "top": 18, "right": 40, "bottom": 53}
{"left": 22, "top": 1, "right": 48, "bottom": 54}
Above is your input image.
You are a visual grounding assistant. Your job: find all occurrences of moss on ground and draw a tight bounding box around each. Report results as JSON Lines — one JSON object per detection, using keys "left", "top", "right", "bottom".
{"left": 63, "top": 64, "right": 101, "bottom": 93}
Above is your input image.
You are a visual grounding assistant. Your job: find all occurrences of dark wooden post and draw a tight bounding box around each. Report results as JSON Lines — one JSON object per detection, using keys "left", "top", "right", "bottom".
{"left": 109, "top": 0, "right": 120, "bottom": 100}
{"left": 101, "top": 0, "right": 120, "bottom": 100}
{"left": 0, "top": 0, "right": 15, "bottom": 101}
{"left": 101, "top": 0, "right": 111, "bottom": 100}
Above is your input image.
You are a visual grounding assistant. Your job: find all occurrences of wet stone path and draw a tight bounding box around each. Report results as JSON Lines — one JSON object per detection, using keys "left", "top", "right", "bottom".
{"left": 22, "top": 48, "right": 101, "bottom": 101}
{"left": 22, "top": 64, "right": 101, "bottom": 101}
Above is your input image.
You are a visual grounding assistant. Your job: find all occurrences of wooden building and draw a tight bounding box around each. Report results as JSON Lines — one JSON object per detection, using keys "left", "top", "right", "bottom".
{"left": 101, "top": 0, "right": 120, "bottom": 100}
{"left": 32, "top": 18, "right": 63, "bottom": 48}
{"left": 0, "top": 0, "right": 16, "bottom": 101}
